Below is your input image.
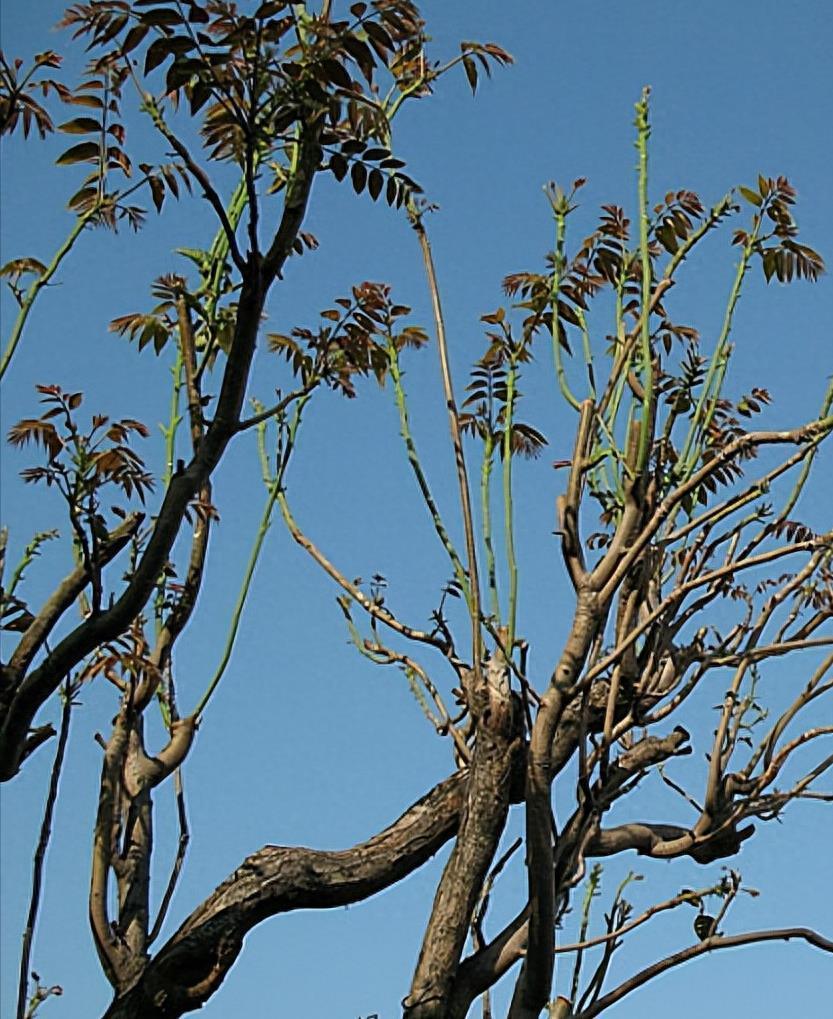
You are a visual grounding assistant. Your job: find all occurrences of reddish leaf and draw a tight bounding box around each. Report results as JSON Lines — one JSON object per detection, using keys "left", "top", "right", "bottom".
{"left": 56, "top": 140, "right": 101, "bottom": 166}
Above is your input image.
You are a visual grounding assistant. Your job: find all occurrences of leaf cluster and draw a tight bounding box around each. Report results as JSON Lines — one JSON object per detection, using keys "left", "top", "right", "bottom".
{"left": 268, "top": 280, "right": 427, "bottom": 396}
{"left": 459, "top": 310, "right": 547, "bottom": 459}
{"left": 736, "top": 176, "right": 824, "bottom": 283}
{"left": 60, "top": 1, "right": 425, "bottom": 196}
{"left": 8, "top": 384, "right": 153, "bottom": 509}
{"left": 0, "top": 49, "right": 67, "bottom": 139}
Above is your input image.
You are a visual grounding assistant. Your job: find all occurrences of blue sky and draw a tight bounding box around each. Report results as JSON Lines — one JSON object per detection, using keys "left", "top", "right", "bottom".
{"left": 1, "top": 2, "right": 832, "bottom": 1017}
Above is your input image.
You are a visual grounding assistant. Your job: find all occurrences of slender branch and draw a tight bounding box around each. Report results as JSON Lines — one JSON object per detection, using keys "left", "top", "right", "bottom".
{"left": 234, "top": 382, "right": 317, "bottom": 433}
{"left": 569, "top": 863, "right": 603, "bottom": 1006}
{"left": 577, "top": 927, "right": 833, "bottom": 1019}
{"left": 481, "top": 432, "right": 501, "bottom": 621}
{"left": 147, "top": 766, "right": 189, "bottom": 947}
{"left": 386, "top": 335, "right": 470, "bottom": 599}
{"left": 16, "top": 682, "right": 73, "bottom": 1019}
{"left": 410, "top": 208, "right": 484, "bottom": 695}
{"left": 345, "top": 627, "right": 470, "bottom": 763}
{"left": 582, "top": 537, "right": 828, "bottom": 704}
{"left": 597, "top": 419, "right": 832, "bottom": 605}
{"left": 278, "top": 489, "right": 448, "bottom": 652}
{"left": 678, "top": 224, "right": 758, "bottom": 475}
{"left": 556, "top": 885, "right": 715, "bottom": 956}
{"left": 502, "top": 358, "right": 519, "bottom": 650}
{"left": 141, "top": 97, "right": 246, "bottom": 275}
{"left": 634, "top": 88, "right": 654, "bottom": 472}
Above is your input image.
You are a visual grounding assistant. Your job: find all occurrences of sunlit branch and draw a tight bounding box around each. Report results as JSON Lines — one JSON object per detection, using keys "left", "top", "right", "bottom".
{"left": 743, "top": 651, "right": 833, "bottom": 775}
{"left": 661, "top": 435, "right": 825, "bottom": 548}
{"left": 581, "top": 536, "right": 828, "bottom": 697}
{"left": 596, "top": 420, "right": 832, "bottom": 605}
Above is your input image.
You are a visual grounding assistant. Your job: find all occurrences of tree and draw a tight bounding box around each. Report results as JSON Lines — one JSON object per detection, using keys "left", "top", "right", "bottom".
{"left": 1, "top": 3, "right": 831, "bottom": 1018}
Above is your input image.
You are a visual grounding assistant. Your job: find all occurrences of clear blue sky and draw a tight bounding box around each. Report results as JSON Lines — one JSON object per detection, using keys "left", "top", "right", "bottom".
{"left": 1, "top": 2, "right": 831, "bottom": 1017}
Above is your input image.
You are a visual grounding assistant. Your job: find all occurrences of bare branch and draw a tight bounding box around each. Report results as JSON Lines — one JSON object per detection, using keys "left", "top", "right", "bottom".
{"left": 577, "top": 927, "right": 833, "bottom": 1019}
{"left": 410, "top": 208, "right": 484, "bottom": 703}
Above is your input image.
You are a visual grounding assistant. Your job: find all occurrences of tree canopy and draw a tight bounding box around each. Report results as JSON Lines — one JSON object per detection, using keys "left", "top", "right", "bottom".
{"left": 1, "top": 3, "right": 832, "bottom": 1018}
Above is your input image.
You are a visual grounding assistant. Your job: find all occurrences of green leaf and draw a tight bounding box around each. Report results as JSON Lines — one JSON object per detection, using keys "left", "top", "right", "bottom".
{"left": 739, "top": 186, "right": 762, "bottom": 207}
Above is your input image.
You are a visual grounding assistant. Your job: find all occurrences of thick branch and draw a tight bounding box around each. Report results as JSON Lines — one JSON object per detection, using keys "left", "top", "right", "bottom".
{"left": 404, "top": 680, "right": 521, "bottom": 1019}
{"left": 101, "top": 770, "right": 469, "bottom": 1018}
{"left": 586, "top": 819, "right": 754, "bottom": 865}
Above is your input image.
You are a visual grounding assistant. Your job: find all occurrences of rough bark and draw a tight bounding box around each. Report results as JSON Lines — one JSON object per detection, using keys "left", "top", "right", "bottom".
{"left": 100, "top": 770, "right": 468, "bottom": 1018}
{"left": 403, "top": 667, "right": 523, "bottom": 1019}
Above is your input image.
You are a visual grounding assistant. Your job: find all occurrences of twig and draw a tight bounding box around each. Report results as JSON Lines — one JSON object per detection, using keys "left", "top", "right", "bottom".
{"left": 147, "top": 766, "right": 189, "bottom": 946}
{"left": 278, "top": 490, "right": 449, "bottom": 653}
